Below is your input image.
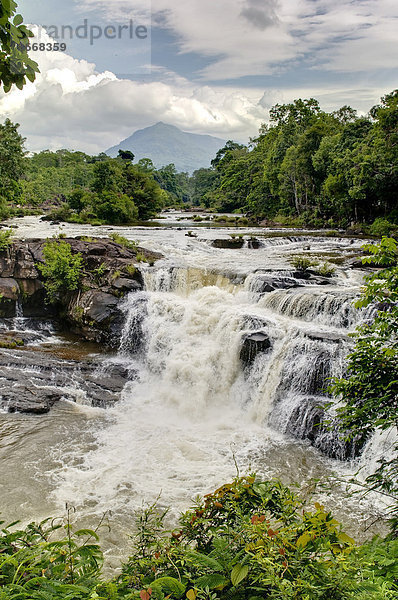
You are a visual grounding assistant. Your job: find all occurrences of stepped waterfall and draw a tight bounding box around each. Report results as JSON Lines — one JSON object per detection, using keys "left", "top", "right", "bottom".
{"left": 1, "top": 220, "right": 394, "bottom": 552}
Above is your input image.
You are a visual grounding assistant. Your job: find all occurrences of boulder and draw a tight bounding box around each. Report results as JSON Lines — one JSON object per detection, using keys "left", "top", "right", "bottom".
{"left": 240, "top": 332, "right": 272, "bottom": 368}
{"left": 2, "top": 387, "right": 62, "bottom": 414}
{"left": 305, "top": 331, "right": 346, "bottom": 344}
{"left": 0, "top": 278, "right": 19, "bottom": 300}
{"left": 212, "top": 238, "right": 244, "bottom": 249}
{"left": 80, "top": 290, "right": 119, "bottom": 324}
{"left": 111, "top": 278, "right": 142, "bottom": 293}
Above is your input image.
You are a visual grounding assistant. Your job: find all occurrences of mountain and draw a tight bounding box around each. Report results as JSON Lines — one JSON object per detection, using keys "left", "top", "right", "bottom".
{"left": 106, "top": 122, "right": 226, "bottom": 173}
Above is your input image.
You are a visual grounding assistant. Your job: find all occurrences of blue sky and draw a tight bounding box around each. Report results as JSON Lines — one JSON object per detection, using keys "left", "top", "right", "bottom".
{"left": 1, "top": 0, "right": 397, "bottom": 153}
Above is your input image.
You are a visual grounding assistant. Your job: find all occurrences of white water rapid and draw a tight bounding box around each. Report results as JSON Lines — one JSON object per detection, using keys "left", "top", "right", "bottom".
{"left": 0, "top": 216, "right": 391, "bottom": 563}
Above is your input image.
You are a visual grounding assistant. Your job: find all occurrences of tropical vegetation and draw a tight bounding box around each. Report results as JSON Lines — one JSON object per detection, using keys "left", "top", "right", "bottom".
{"left": 0, "top": 476, "right": 397, "bottom": 600}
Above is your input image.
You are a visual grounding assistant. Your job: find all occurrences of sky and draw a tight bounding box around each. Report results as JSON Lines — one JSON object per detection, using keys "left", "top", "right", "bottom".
{"left": 0, "top": 0, "right": 397, "bottom": 154}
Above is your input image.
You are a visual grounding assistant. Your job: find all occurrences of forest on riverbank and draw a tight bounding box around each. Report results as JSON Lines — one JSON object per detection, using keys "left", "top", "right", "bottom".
{"left": 1, "top": 90, "right": 397, "bottom": 232}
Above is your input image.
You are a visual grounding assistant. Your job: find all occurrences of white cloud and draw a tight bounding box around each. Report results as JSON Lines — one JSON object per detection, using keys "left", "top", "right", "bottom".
{"left": 75, "top": 0, "right": 398, "bottom": 80}
{"left": 1, "top": 3, "right": 396, "bottom": 154}
{"left": 0, "top": 28, "right": 268, "bottom": 152}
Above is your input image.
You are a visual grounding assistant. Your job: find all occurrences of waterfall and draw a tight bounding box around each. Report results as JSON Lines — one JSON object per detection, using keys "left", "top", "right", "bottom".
{"left": 13, "top": 296, "right": 24, "bottom": 329}
{"left": 112, "top": 266, "right": 359, "bottom": 461}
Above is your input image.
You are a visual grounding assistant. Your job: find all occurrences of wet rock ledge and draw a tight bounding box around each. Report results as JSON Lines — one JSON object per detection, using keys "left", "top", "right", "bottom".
{"left": 0, "top": 237, "right": 161, "bottom": 345}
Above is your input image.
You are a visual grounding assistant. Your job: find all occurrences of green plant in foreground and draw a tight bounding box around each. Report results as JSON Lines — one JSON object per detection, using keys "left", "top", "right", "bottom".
{"left": 0, "top": 477, "right": 397, "bottom": 599}
{"left": 331, "top": 237, "right": 398, "bottom": 530}
{"left": 38, "top": 238, "right": 84, "bottom": 303}
{"left": 118, "top": 476, "right": 398, "bottom": 600}
{"left": 0, "top": 228, "right": 13, "bottom": 251}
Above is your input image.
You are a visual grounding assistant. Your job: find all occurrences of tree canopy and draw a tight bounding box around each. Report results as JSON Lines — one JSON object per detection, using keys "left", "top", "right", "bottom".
{"left": 0, "top": 0, "right": 38, "bottom": 91}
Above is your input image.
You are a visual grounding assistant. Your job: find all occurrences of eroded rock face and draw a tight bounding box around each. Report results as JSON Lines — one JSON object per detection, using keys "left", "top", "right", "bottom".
{"left": 0, "top": 238, "right": 162, "bottom": 344}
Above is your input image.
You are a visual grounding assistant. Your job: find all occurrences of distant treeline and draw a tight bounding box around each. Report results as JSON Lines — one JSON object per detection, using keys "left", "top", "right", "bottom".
{"left": 191, "top": 90, "right": 398, "bottom": 228}
{"left": 0, "top": 89, "right": 397, "bottom": 227}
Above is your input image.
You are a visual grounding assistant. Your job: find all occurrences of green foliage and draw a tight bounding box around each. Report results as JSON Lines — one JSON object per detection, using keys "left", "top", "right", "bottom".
{"left": 188, "top": 90, "right": 398, "bottom": 226}
{"left": 314, "top": 262, "right": 336, "bottom": 277}
{"left": 0, "top": 0, "right": 39, "bottom": 92}
{"left": 0, "top": 119, "right": 26, "bottom": 211}
{"left": 290, "top": 256, "right": 317, "bottom": 271}
{"left": 109, "top": 233, "right": 138, "bottom": 252}
{"left": 0, "top": 228, "right": 13, "bottom": 250}
{"left": 20, "top": 150, "right": 164, "bottom": 224}
{"left": 38, "top": 239, "right": 84, "bottom": 303}
{"left": 0, "top": 508, "right": 103, "bottom": 599}
{"left": 331, "top": 237, "right": 398, "bottom": 528}
{"left": 0, "top": 477, "right": 397, "bottom": 599}
{"left": 369, "top": 218, "right": 398, "bottom": 238}
{"left": 119, "top": 476, "right": 396, "bottom": 600}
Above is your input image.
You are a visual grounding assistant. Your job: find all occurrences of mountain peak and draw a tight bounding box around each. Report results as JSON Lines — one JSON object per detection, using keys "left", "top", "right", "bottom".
{"left": 106, "top": 123, "right": 226, "bottom": 173}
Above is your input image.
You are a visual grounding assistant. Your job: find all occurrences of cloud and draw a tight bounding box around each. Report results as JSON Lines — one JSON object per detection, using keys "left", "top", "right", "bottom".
{"left": 145, "top": 0, "right": 397, "bottom": 80}
{"left": 1, "top": 3, "right": 396, "bottom": 154}
{"left": 0, "top": 28, "right": 268, "bottom": 152}
{"left": 240, "top": 0, "right": 280, "bottom": 31}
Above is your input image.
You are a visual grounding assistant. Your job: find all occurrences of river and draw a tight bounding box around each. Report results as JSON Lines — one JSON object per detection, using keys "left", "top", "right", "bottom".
{"left": 0, "top": 214, "right": 392, "bottom": 568}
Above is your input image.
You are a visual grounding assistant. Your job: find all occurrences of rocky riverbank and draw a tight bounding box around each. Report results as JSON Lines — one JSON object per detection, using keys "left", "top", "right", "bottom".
{"left": 0, "top": 237, "right": 162, "bottom": 414}
{"left": 0, "top": 237, "right": 161, "bottom": 345}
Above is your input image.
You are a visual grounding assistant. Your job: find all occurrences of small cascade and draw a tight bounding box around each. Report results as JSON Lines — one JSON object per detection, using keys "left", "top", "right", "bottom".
{"left": 13, "top": 296, "right": 24, "bottom": 329}
{"left": 119, "top": 292, "right": 148, "bottom": 356}
{"left": 257, "top": 288, "right": 372, "bottom": 329}
{"left": 144, "top": 264, "right": 241, "bottom": 295}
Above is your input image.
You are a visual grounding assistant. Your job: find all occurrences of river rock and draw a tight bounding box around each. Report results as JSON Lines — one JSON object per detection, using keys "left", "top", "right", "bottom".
{"left": 253, "top": 274, "right": 303, "bottom": 293}
{"left": 0, "top": 278, "right": 19, "bottom": 300}
{"left": 0, "top": 348, "right": 136, "bottom": 414}
{"left": 305, "top": 331, "right": 346, "bottom": 344}
{"left": 212, "top": 238, "right": 244, "bottom": 249}
{"left": 2, "top": 387, "right": 62, "bottom": 414}
{"left": 240, "top": 332, "right": 272, "bottom": 368}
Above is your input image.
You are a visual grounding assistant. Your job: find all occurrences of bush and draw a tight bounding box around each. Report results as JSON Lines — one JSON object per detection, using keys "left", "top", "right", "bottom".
{"left": 369, "top": 218, "right": 398, "bottom": 238}
{"left": 38, "top": 238, "right": 84, "bottom": 303}
{"left": 119, "top": 476, "right": 395, "bottom": 600}
{"left": 0, "top": 228, "right": 13, "bottom": 251}
{"left": 0, "top": 477, "right": 396, "bottom": 599}
{"left": 314, "top": 262, "right": 336, "bottom": 277}
{"left": 110, "top": 233, "right": 138, "bottom": 252}
{"left": 290, "top": 255, "right": 318, "bottom": 271}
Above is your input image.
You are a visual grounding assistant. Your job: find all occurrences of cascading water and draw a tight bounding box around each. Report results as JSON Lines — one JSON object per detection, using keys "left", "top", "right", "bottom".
{"left": 49, "top": 253, "right": 378, "bottom": 520}
{"left": 1, "top": 218, "right": 391, "bottom": 551}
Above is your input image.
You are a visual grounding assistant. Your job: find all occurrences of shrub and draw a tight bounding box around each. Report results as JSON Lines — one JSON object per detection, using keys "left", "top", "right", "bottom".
{"left": 0, "top": 228, "right": 13, "bottom": 251}
{"left": 290, "top": 255, "right": 318, "bottom": 271}
{"left": 110, "top": 233, "right": 138, "bottom": 252}
{"left": 314, "top": 262, "right": 336, "bottom": 277}
{"left": 38, "top": 239, "right": 84, "bottom": 303}
{"left": 0, "top": 477, "right": 396, "bottom": 599}
{"left": 369, "top": 218, "right": 397, "bottom": 238}
{"left": 118, "top": 476, "right": 394, "bottom": 600}
{"left": 125, "top": 264, "right": 136, "bottom": 276}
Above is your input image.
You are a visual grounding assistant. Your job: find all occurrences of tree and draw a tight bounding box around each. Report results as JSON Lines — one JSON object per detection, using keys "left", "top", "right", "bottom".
{"left": 96, "top": 190, "right": 138, "bottom": 224}
{"left": 0, "top": 118, "right": 26, "bottom": 215}
{"left": 0, "top": 0, "right": 38, "bottom": 91}
{"left": 123, "top": 164, "right": 165, "bottom": 219}
{"left": 331, "top": 237, "right": 398, "bottom": 528}
{"left": 118, "top": 149, "right": 135, "bottom": 162}
{"left": 38, "top": 239, "right": 84, "bottom": 304}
